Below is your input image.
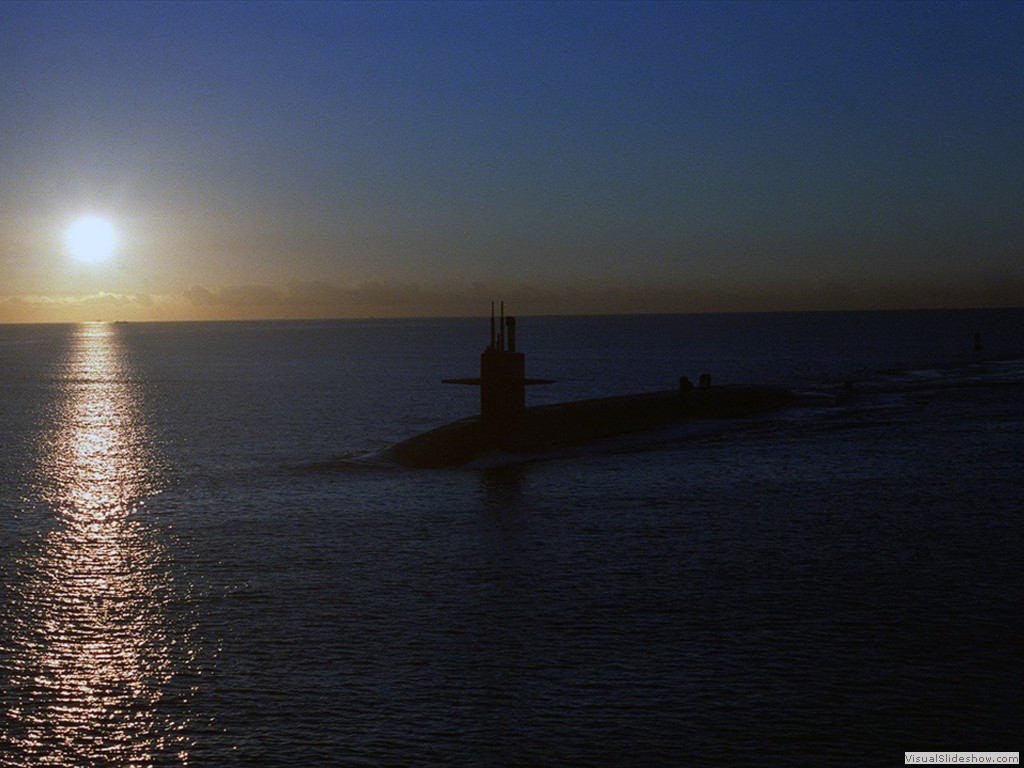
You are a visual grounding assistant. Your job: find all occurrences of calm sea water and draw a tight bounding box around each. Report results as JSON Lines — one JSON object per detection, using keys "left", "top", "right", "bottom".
{"left": 1, "top": 310, "right": 1021, "bottom": 766}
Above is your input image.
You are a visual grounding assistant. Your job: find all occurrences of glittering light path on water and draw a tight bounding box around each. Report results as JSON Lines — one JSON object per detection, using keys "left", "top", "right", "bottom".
{"left": 1, "top": 323, "right": 196, "bottom": 766}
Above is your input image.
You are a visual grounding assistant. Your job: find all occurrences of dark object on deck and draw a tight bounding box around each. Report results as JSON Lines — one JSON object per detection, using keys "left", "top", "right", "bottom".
{"left": 390, "top": 306, "right": 794, "bottom": 468}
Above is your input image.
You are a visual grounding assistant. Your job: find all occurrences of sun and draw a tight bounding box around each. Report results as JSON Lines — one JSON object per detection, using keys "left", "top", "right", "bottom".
{"left": 65, "top": 215, "right": 118, "bottom": 263}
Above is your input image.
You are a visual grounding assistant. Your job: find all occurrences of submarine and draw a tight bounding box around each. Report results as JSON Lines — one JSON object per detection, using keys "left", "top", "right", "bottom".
{"left": 386, "top": 304, "right": 795, "bottom": 468}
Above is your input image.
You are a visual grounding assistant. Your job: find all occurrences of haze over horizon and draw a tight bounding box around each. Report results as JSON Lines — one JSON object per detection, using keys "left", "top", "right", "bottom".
{"left": 2, "top": 0, "right": 1021, "bottom": 323}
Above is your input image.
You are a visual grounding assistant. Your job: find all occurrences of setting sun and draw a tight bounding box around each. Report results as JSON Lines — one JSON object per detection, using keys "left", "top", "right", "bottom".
{"left": 65, "top": 215, "right": 118, "bottom": 263}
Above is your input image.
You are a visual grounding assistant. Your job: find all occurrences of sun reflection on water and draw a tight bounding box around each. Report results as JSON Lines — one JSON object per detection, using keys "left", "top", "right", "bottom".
{"left": 1, "top": 323, "right": 195, "bottom": 766}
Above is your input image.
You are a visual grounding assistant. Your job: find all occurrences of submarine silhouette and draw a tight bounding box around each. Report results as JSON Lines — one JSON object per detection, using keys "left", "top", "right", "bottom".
{"left": 387, "top": 304, "right": 794, "bottom": 468}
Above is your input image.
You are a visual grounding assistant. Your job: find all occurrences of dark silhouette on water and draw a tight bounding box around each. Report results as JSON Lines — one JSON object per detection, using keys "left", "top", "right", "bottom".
{"left": 387, "top": 306, "right": 795, "bottom": 468}
{"left": 439, "top": 302, "right": 556, "bottom": 429}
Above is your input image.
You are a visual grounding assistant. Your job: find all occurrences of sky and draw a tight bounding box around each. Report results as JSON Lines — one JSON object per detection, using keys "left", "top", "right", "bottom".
{"left": 1, "top": 0, "right": 1022, "bottom": 322}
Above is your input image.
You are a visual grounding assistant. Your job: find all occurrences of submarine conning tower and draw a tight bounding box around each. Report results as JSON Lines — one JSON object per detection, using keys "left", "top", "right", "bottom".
{"left": 443, "top": 302, "right": 554, "bottom": 431}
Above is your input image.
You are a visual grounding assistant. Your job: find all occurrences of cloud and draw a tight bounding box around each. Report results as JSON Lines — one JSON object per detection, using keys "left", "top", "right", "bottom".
{"left": 168, "top": 278, "right": 790, "bottom": 319}
{"left": 4, "top": 270, "right": 1024, "bottom": 325}
{"left": 184, "top": 284, "right": 282, "bottom": 307}
{"left": 181, "top": 280, "right": 478, "bottom": 317}
{"left": 0, "top": 291, "right": 174, "bottom": 323}
{"left": 151, "top": 272, "right": 1024, "bottom": 321}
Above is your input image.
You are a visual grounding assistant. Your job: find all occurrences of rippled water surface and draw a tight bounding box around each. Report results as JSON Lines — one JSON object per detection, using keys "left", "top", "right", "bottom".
{"left": 1, "top": 312, "right": 1022, "bottom": 766}
{"left": 1, "top": 325, "right": 197, "bottom": 765}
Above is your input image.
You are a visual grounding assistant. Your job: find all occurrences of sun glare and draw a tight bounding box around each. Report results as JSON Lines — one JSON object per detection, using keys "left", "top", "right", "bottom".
{"left": 65, "top": 215, "right": 118, "bottom": 263}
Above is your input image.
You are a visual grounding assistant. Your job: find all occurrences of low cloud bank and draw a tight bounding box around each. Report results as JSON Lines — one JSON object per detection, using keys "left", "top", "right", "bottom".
{"left": 180, "top": 273, "right": 1024, "bottom": 318}
{"left": 3, "top": 274, "right": 1023, "bottom": 324}
{"left": 0, "top": 292, "right": 172, "bottom": 323}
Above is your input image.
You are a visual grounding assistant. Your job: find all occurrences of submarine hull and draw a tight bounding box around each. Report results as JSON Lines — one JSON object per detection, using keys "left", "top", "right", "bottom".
{"left": 387, "top": 385, "right": 794, "bottom": 468}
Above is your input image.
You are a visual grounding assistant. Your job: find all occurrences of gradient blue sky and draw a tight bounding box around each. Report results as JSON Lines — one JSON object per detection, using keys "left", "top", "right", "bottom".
{"left": 1, "top": 0, "right": 1021, "bottom": 321}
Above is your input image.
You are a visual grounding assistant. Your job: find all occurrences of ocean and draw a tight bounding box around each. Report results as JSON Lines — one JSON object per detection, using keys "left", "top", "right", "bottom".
{"left": 0, "top": 310, "right": 1021, "bottom": 766}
